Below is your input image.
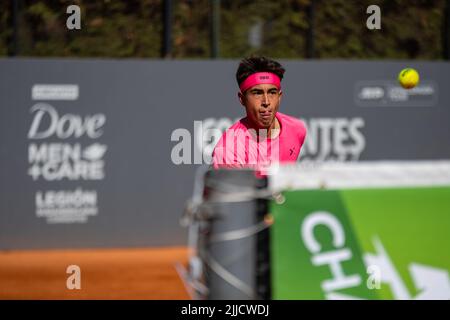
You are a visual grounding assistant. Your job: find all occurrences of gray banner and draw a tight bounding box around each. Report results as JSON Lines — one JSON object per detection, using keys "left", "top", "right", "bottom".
{"left": 0, "top": 58, "right": 449, "bottom": 249}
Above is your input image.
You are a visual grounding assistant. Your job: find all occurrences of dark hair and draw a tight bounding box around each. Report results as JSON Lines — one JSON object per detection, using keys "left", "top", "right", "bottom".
{"left": 236, "top": 56, "right": 285, "bottom": 86}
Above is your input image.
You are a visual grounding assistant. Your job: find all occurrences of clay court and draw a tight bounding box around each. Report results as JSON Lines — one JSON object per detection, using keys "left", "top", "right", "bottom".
{"left": 0, "top": 247, "right": 190, "bottom": 300}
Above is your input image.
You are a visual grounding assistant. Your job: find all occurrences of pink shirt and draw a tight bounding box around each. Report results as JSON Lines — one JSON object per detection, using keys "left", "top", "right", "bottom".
{"left": 212, "top": 112, "right": 307, "bottom": 172}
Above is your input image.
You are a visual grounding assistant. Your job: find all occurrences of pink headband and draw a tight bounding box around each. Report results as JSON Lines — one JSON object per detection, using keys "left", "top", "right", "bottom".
{"left": 239, "top": 72, "right": 281, "bottom": 93}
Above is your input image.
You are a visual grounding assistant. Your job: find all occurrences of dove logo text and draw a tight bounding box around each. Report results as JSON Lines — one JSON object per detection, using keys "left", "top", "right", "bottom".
{"left": 28, "top": 103, "right": 106, "bottom": 139}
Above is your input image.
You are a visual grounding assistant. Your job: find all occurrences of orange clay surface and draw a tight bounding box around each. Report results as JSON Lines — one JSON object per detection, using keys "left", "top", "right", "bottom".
{"left": 0, "top": 246, "right": 190, "bottom": 299}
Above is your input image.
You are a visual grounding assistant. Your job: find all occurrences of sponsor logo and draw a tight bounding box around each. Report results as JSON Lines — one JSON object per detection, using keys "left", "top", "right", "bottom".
{"left": 28, "top": 143, "right": 106, "bottom": 181}
{"left": 35, "top": 188, "right": 98, "bottom": 224}
{"left": 27, "top": 86, "right": 107, "bottom": 224}
{"left": 355, "top": 81, "right": 438, "bottom": 107}
{"left": 27, "top": 103, "right": 107, "bottom": 181}
{"left": 28, "top": 103, "right": 105, "bottom": 139}
{"left": 32, "top": 84, "right": 79, "bottom": 101}
{"left": 301, "top": 211, "right": 450, "bottom": 300}
{"left": 358, "top": 87, "right": 384, "bottom": 100}
{"left": 300, "top": 118, "right": 365, "bottom": 162}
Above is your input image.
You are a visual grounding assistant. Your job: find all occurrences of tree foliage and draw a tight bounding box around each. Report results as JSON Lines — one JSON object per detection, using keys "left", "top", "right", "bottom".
{"left": 0, "top": 0, "right": 446, "bottom": 59}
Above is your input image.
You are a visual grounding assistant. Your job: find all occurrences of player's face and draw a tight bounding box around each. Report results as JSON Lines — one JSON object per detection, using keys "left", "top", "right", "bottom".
{"left": 239, "top": 84, "right": 282, "bottom": 129}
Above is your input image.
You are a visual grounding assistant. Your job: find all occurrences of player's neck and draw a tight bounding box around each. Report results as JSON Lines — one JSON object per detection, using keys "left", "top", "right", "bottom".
{"left": 247, "top": 117, "right": 279, "bottom": 139}
{"left": 267, "top": 117, "right": 280, "bottom": 139}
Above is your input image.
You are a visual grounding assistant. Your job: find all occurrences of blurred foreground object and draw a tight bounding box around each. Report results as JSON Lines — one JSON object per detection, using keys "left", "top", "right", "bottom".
{"left": 181, "top": 161, "right": 450, "bottom": 300}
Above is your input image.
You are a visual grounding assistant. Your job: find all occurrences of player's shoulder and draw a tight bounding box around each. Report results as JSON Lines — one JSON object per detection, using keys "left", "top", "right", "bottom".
{"left": 277, "top": 112, "right": 307, "bottom": 134}
{"left": 228, "top": 117, "right": 247, "bottom": 129}
{"left": 222, "top": 117, "right": 249, "bottom": 137}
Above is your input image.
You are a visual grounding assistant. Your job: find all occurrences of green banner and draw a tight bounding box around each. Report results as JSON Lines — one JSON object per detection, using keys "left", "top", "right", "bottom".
{"left": 271, "top": 187, "right": 450, "bottom": 300}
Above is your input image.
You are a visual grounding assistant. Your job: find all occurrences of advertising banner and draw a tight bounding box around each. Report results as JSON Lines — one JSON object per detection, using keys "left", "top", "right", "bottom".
{"left": 1, "top": 59, "right": 449, "bottom": 249}
{"left": 270, "top": 162, "right": 450, "bottom": 299}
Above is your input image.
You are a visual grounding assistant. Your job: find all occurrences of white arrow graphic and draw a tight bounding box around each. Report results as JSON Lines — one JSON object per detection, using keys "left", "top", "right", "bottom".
{"left": 409, "top": 263, "right": 450, "bottom": 300}
{"left": 364, "top": 236, "right": 450, "bottom": 300}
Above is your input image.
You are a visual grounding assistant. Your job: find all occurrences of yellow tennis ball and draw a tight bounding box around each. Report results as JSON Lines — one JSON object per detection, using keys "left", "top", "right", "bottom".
{"left": 398, "top": 68, "right": 419, "bottom": 89}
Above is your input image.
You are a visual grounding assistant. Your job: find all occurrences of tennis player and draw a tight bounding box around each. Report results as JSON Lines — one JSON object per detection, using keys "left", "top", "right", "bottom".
{"left": 212, "top": 56, "right": 307, "bottom": 173}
